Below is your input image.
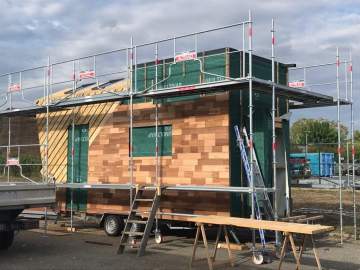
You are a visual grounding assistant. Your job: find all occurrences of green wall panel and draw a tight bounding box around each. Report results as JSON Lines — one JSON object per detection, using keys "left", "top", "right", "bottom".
{"left": 66, "top": 124, "right": 89, "bottom": 211}
{"left": 132, "top": 125, "right": 172, "bottom": 157}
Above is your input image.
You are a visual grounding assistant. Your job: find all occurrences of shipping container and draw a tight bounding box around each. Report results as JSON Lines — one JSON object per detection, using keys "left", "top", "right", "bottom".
{"left": 290, "top": 153, "right": 334, "bottom": 177}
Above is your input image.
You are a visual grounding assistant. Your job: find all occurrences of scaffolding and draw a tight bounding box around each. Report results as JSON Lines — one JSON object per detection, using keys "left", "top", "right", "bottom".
{"left": 0, "top": 11, "right": 354, "bottom": 248}
{"left": 288, "top": 49, "right": 355, "bottom": 243}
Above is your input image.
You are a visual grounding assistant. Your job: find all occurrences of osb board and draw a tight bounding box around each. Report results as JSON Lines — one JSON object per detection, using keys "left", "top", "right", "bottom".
{"left": 36, "top": 80, "right": 127, "bottom": 182}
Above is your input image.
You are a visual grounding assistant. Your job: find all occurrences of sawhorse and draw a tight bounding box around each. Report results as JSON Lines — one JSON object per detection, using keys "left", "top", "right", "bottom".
{"left": 189, "top": 222, "right": 234, "bottom": 270}
{"left": 278, "top": 232, "right": 322, "bottom": 270}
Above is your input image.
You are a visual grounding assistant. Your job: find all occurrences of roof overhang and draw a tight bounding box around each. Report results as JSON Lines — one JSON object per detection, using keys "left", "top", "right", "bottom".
{"left": 0, "top": 77, "right": 349, "bottom": 117}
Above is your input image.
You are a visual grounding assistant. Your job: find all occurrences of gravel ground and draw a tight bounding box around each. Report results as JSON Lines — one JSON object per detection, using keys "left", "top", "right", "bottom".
{"left": 0, "top": 226, "right": 359, "bottom": 270}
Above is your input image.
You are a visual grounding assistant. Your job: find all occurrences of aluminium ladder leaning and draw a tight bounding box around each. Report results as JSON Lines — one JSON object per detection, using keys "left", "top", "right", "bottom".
{"left": 117, "top": 186, "right": 161, "bottom": 257}
{"left": 234, "top": 125, "right": 274, "bottom": 249}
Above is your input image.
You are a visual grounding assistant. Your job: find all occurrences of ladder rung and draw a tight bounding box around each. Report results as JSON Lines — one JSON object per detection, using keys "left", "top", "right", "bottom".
{"left": 124, "top": 231, "right": 144, "bottom": 236}
{"left": 139, "top": 186, "right": 158, "bottom": 190}
{"left": 127, "top": 219, "right": 147, "bottom": 224}
{"left": 130, "top": 209, "right": 149, "bottom": 214}
{"left": 135, "top": 198, "right": 153, "bottom": 202}
{"left": 119, "top": 243, "right": 140, "bottom": 248}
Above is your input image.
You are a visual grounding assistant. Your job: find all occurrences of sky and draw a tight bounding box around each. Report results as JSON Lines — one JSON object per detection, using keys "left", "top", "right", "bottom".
{"left": 0, "top": 0, "right": 359, "bottom": 130}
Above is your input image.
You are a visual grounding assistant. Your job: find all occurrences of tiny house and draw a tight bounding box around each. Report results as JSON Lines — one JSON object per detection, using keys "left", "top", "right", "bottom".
{"left": 36, "top": 48, "right": 291, "bottom": 232}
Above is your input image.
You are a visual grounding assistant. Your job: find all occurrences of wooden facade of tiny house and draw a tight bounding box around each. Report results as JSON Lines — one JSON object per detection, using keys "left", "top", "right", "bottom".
{"left": 37, "top": 48, "right": 290, "bottom": 218}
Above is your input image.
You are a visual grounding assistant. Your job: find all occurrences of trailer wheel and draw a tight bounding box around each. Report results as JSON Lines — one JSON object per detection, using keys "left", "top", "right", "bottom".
{"left": 154, "top": 231, "right": 163, "bottom": 244}
{"left": 0, "top": 230, "right": 14, "bottom": 250}
{"left": 252, "top": 253, "right": 264, "bottom": 265}
{"left": 252, "top": 252, "right": 272, "bottom": 265}
{"left": 104, "top": 215, "right": 124, "bottom": 237}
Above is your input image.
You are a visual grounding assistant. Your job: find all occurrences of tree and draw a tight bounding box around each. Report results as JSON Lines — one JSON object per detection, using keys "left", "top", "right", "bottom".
{"left": 353, "top": 130, "right": 360, "bottom": 160}
{"left": 290, "top": 118, "right": 348, "bottom": 153}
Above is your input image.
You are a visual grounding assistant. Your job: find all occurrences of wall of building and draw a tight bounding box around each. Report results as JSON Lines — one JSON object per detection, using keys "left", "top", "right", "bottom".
{"left": 85, "top": 93, "right": 230, "bottom": 216}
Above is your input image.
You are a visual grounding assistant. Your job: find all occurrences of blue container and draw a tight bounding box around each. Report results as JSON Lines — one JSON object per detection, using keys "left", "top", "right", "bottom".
{"left": 290, "top": 152, "right": 334, "bottom": 177}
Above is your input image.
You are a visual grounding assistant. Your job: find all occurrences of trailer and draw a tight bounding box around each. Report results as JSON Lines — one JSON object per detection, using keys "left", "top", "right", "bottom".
{"left": 0, "top": 183, "right": 55, "bottom": 249}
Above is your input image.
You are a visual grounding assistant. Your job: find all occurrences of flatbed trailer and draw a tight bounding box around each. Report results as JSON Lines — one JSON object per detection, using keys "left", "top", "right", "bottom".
{"left": 0, "top": 183, "right": 55, "bottom": 249}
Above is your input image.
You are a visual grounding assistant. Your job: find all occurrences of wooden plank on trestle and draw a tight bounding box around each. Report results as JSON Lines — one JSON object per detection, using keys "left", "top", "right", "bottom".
{"left": 188, "top": 215, "right": 334, "bottom": 235}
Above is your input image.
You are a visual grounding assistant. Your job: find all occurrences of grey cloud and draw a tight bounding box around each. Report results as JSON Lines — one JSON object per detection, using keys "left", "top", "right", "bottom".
{"left": 0, "top": 0, "right": 358, "bottom": 128}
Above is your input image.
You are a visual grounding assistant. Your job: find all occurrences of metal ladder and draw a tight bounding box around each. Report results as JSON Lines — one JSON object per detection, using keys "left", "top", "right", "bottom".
{"left": 117, "top": 186, "right": 161, "bottom": 257}
{"left": 234, "top": 125, "right": 274, "bottom": 249}
{"left": 237, "top": 126, "right": 274, "bottom": 220}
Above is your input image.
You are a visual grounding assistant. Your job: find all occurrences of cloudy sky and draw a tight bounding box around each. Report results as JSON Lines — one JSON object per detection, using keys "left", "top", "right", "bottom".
{"left": 0, "top": 0, "right": 359, "bottom": 129}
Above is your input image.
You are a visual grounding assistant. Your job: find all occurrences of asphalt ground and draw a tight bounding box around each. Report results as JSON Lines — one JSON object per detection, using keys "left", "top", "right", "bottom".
{"left": 0, "top": 225, "right": 359, "bottom": 270}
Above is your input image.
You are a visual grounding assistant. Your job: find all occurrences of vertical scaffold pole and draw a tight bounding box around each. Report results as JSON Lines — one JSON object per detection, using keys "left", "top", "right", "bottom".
{"left": 194, "top": 34, "right": 198, "bottom": 55}
{"left": 248, "top": 10, "right": 255, "bottom": 249}
{"left": 155, "top": 42, "right": 159, "bottom": 231}
{"left": 7, "top": 74, "right": 12, "bottom": 183}
{"left": 345, "top": 60, "right": 348, "bottom": 101}
{"left": 129, "top": 37, "right": 134, "bottom": 206}
{"left": 345, "top": 59, "right": 350, "bottom": 187}
{"left": 173, "top": 37, "right": 176, "bottom": 63}
{"left": 242, "top": 23, "right": 246, "bottom": 77}
{"left": 45, "top": 57, "right": 50, "bottom": 184}
{"left": 70, "top": 60, "right": 76, "bottom": 231}
{"left": 44, "top": 56, "right": 51, "bottom": 236}
{"left": 94, "top": 56, "right": 99, "bottom": 88}
{"left": 271, "top": 19, "right": 280, "bottom": 246}
{"left": 336, "top": 47, "right": 343, "bottom": 244}
{"left": 155, "top": 43, "right": 159, "bottom": 188}
{"left": 350, "top": 50, "right": 356, "bottom": 240}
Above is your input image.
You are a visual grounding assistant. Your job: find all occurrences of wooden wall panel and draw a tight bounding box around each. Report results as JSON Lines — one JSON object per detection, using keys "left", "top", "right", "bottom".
{"left": 87, "top": 93, "right": 231, "bottom": 216}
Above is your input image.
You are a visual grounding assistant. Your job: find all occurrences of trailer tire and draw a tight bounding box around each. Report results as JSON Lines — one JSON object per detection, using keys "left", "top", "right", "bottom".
{"left": 0, "top": 230, "right": 14, "bottom": 250}
{"left": 104, "top": 215, "right": 124, "bottom": 237}
{"left": 154, "top": 231, "right": 163, "bottom": 244}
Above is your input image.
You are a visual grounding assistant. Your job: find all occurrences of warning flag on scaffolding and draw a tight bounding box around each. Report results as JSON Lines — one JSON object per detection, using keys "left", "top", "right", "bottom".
{"left": 6, "top": 158, "right": 20, "bottom": 166}
{"left": 175, "top": 51, "right": 197, "bottom": 62}
{"left": 288, "top": 81, "right": 305, "bottom": 88}
{"left": 79, "top": 70, "right": 96, "bottom": 80}
{"left": 8, "top": 83, "right": 21, "bottom": 92}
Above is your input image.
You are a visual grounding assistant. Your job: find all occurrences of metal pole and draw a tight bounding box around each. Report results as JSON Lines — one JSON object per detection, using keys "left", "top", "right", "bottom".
{"left": 194, "top": 34, "right": 198, "bottom": 54}
{"left": 350, "top": 51, "right": 356, "bottom": 240}
{"left": 134, "top": 46, "right": 137, "bottom": 93}
{"left": 129, "top": 37, "right": 134, "bottom": 206}
{"left": 345, "top": 60, "right": 348, "bottom": 101}
{"left": 271, "top": 19, "right": 279, "bottom": 246}
{"left": 336, "top": 48, "right": 343, "bottom": 244}
{"left": 70, "top": 60, "right": 76, "bottom": 231}
{"left": 155, "top": 43, "right": 159, "bottom": 187}
{"left": 46, "top": 58, "right": 50, "bottom": 184}
{"left": 305, "top": 131, "right": 308, "bottom": 170}
{"left": 155, "top": 42, "right": 159, "bottom": 232}
{"left": 173, "top": 36, "right": 176, "bottom": 63}
{"left": 242, "top": 23, "right": 246, "bottom": 77}
{"left": 44, "top": 56, "right": 50, "bottom": 236}
{"left": 94, "top": 55, "right": 99, "bottom": 88}
{"left": 347, "top": 141, "right": 350, "bottom": 187}
{"left": 248, "top": 10, "right": 255, "bottom": 250}
{"left": 7, "top": 75, "right": 11, "bottom": 183}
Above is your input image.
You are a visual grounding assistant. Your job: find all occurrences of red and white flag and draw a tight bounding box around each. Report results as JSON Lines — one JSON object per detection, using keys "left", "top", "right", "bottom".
{"left": 8, "top": 83, "right": 21, "bottom": 92}
{"left": 79, "top": 70, "right": 96, "bottom": 80}
{"left": 175, "top": 51, "right": 197, "bottom": 62}
{"left": 7, "top": 158, "right": 19, "bottom": 166}
{"left": 288, "top": 81, "right": 305, "bottom": 88}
